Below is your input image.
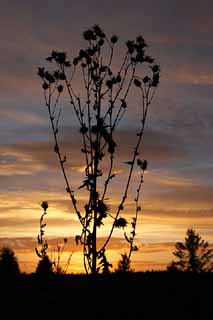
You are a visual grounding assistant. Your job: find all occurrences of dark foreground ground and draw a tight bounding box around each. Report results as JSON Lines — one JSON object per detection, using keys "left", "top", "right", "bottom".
{"left": 1, "top": 272, "right": 213, "bottom": 320}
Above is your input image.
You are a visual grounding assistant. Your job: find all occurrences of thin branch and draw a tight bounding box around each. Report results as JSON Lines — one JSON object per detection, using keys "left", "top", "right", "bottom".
{"left": 128, "top": 171, "right": 144, "bottom": 260}
{"left": 100, "top": 93, "right": 149, "bottom": 253}
{"left": 45, "top": 93, "right": 83, "bottom": 225}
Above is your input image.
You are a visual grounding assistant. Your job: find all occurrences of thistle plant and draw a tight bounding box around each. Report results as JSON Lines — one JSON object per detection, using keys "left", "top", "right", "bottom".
{"left": 35, "top": 201, "right": 53, "bottom": 275}
{"left": 35, "top": 201, "right": 49, "bottom": 260}
{"left": 38, "top": 25, "right": 160, "bottom": 274}
{"left": 51, "top": 238, "right": 73, "bottom": 274}
{"left": 35, "top": 201, "right": 72, "bottom": 274}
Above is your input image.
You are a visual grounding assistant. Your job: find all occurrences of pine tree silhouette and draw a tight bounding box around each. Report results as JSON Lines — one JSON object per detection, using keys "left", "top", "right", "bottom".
{"left": 168, "top": 228, "right": 213, "bottom": 272}
{"left": 0, "top": 246, "right": 20, "bottom": 277}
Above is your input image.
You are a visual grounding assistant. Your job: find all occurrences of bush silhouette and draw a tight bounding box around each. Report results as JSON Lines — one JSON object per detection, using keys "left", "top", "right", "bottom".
{"left": 115, "top": 253, "right": 133, "bottom": 273}
{"left": 35, "top": 255, "right": 53, "bottom": 276}
{"left": 168, "top": 228, "right": 213, "bottom": 273}
{"left": 0, "top": 246, "right": 20, "bottom": 277}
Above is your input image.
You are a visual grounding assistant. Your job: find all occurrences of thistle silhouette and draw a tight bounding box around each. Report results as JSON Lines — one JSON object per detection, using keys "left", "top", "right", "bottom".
{"left": 38, "top": 25, "right": 160, "bottom": 274}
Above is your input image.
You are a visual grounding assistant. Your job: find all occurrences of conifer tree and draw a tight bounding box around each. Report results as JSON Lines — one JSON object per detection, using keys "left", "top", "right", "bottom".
{"left": 168, "top": 228, "right": 213, "bottom": 273}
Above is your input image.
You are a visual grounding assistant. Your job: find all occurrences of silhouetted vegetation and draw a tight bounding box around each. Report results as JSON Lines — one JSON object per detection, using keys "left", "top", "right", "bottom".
{"left": 35, "top": 201, "right": 52, "bottom": 275}
{"left": 115, "top": 253, "right": 133, "bottom": 273}
{"left": 51, "top": 238, "right": 73, "bottom": 274}
{"left": 38, "top": 24, "right": 160, "bottom": 274}
{"left": 1, "top": 271, "right": 213, "bottom": 319}
{"left": 0, "top": 246, "right": 20, "bottom": 278}
{"left": 1, "top": 228, "right": 213, "bottom": 318}
{"left": 35, "top": 202, "right": 72, "bottom": 275}
{"left": 35, "top": 255, "right": 53, "bottom": 276}
{"left": 168, "top": 228, "right": 213, "bottom": 273}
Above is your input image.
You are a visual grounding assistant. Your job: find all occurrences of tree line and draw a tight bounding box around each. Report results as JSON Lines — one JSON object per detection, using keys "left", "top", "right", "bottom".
{"left": 0, "top": 227, "right": 212, "bottom": 278}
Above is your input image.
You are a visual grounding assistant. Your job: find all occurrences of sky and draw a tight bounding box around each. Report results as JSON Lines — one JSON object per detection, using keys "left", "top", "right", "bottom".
{"left": 1, "top": 0, "right": 213, "bottom": 273}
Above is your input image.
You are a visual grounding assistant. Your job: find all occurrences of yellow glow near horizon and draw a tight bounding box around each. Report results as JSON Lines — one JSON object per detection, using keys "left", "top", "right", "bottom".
{"left": 7, "top": 241, "right": 176, "bottom": 274}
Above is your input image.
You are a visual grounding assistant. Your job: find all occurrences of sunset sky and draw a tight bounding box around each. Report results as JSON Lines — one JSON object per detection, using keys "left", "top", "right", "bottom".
{"left": 1, "top": 0, "right": 213, "bottom": 273}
